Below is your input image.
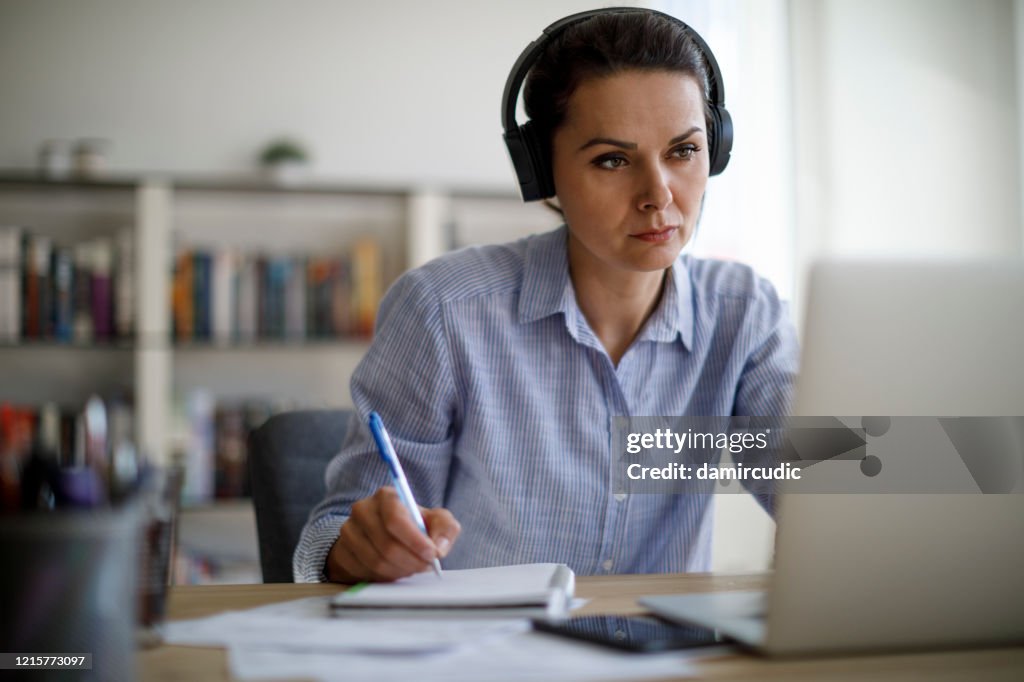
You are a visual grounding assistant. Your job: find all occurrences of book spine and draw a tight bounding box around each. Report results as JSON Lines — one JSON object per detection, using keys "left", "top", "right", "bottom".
{"left": 307, "top": 258, "right": 325, "bottom": 338}
{"left": 51, "top": 246, "right": 74, "bottom": 342}
{"left": 212, "top": 249, "right": 235, "bottom": 345}
{"left": 193, "top": 251, "right": 211, "bottom": 342}
{"left": 0, "top": 227, "right": 22, "bottom": 343}
{"left": 181, "top": 389, "right": 215, "bottom": 504}
{"left": 172, "top": 251, "right": 194, "bottom": 342}
{"left": 21, "top": 234, "right": 35, "bottom": 339}
{"left": 115, "top": 227, "right": 134, "bottom": 339}
{"left": 214, "top": 405, "right": 247, "bottom": 499}
{"left": 36, "top": 237, "right": 53, "bottom": 340}
{"left": 330, "top": 257, "right": 351, "bottom": 338}
{"left": 269, "top": 257, "right": 288, "bottom": 340}
{"left": 72, "top": 242, "right": 94, "bottom": 343}
{"left": 91, "top": 239, "right": 113, "bottom": 341}
{"left": 22, "top": 234, "right": 51, "bottom": 339}
{"left": 285, "top": 255, "right": 306, "bottom": 341}
{"left": 351, "top": 238, "right": 382, "bottom": 338}
{"left": 236, "top": 254, "right": 257, "bottom": 343}
{"left": 231, "top": 254, "right": 242, "bottom": 343}
{"left": 256, "top": 256, "right": 268, "bottom": 339}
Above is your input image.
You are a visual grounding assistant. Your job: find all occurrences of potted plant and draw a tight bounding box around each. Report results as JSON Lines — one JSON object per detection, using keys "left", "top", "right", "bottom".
{"left": 259, "top": 138, "right": 310, "bottom": 185}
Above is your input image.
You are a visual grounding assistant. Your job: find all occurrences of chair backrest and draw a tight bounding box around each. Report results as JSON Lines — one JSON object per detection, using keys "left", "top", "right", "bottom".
{"left": 248, "top": 409, "right": 353, "bottom": 582}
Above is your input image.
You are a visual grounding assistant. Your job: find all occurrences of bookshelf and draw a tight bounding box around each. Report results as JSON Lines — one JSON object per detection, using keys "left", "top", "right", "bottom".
{"left": 0, "top": 171, "right": 557, "bottom": 581}
{"left": 0, "top": 170, "right": 556, "bottom": 465}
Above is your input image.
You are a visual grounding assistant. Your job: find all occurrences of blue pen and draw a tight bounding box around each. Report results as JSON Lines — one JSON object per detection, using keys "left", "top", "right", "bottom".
{"left": 367, "top": 411, "right": 443, "bottom": 578}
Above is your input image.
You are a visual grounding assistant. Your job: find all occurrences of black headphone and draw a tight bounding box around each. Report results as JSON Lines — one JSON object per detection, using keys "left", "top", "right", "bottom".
{"left": 501, "top": 7, "right": 733, "bottom": 202}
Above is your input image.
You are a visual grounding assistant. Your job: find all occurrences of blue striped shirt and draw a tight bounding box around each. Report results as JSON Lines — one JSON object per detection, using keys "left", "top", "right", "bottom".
{"left": 294, "top": 225, "right": 798, "bottom": 582}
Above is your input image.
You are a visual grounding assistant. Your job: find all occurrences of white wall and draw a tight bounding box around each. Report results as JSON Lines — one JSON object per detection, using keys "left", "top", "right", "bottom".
{"left": 0, "top": 0, "right": 626, "bottom": 188}
{"left": 790, "top": 0, "right": 1021, "bottom": 311}
{"left": 1017, "top": 0, "right": 1024, "bottom": 251}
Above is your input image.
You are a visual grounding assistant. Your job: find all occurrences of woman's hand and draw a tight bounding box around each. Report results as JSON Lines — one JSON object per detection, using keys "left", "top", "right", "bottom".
{"left": 326, "top": 486, "right": 461, "bottom": 583}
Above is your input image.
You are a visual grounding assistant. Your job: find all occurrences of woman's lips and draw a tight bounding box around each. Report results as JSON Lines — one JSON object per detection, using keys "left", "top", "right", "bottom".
{"left": 630, "top": 226, "right": 678, "bottom": 243}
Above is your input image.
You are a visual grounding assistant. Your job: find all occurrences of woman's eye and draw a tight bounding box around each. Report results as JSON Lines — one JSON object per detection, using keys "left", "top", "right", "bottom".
{"left": 670, "top": 145, "right": 699, "bottom": 160}
{"left": 593, "top": 155, "right": 628, "bottom": 170}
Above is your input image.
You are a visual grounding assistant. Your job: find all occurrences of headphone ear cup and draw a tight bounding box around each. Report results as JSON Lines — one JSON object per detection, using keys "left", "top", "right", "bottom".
{"left": 503, "top": 125, "right": 541, "bottom": 201}
{"left": 520, "top": 121, "right": 556, "bottom": 200}
{"left": 503, "top": 122, "right": 555, "bottom": 201}
{"left": 708, "top": 105, "right": 733, "bottom": 176}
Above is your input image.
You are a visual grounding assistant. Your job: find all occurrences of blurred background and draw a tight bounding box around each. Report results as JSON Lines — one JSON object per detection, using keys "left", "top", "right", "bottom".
{"left": 0, "top": 0, "right": 1021, "bottom": 582}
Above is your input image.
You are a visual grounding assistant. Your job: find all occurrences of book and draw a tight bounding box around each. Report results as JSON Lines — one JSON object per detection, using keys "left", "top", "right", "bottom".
{"left": 72, "top": 241, "right": 94, "bottom": 343}
{"left": 329, "top": 563, "right": 575, "bottom": 620}
{"left": 181, "top": 389, "right": 215, "bottom": 504}
{"left": 90, "top": 239, "right": 113, "bottom": 340}
{"left": 235, "top": 254, "right": 257, "bottom": 343}
{"left": 350, "top": 237, "right": 381, "bottom": 337}
{"left": 0, "top": 227, "right": 21, "bottom": 343}
{"left": 192, "top": 251, "right": 212, "bottom": 341}
{"left": 284, "top": 255, "right": 306, "bottom": 341}
{"left": 51, "top": 246, "right": 73, "bottom": 342}
{"left": 172, "top": 250, "right": 194, "bottom": 342}
{"left": 265, "top": 257, "right": 289, "bottom": 339}
{"left": 211, "top": 250, "right": 235, "bottom": 346}
{"left": 115, "top": 228, "right": 134, "bottom": 339}
{"left": 213, "top": 405, "right": 247, "bottom": 498}
{"left": 328, "top": 257, "right": 351, "bottom": 337}
{"left": 23, "top": 234, "right": 52, "bottom": 339}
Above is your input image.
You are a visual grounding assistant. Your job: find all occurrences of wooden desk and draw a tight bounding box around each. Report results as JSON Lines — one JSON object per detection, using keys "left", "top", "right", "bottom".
{"left": 140, "top": 573, "right": 1024, "bottom": 681}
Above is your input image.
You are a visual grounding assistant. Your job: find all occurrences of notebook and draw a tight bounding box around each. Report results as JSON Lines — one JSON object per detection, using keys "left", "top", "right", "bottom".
{"left": 329, "top": 563, "right": 575, "bottom": 620}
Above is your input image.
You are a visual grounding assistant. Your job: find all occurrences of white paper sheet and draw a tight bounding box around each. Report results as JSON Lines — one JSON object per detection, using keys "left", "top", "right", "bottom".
{"left": 163, "top": 589, "right": 647, "bottom": 682}
{"left": 226, "top": 631, "right": 711, "bottom": 682}
{"left": 163, "top": 595, "right": 529, "bottom": 654}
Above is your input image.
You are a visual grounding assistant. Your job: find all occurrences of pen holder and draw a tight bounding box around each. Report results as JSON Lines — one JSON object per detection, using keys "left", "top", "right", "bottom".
{"left": 0, "top": 504, "right": 143, "bottom": 681}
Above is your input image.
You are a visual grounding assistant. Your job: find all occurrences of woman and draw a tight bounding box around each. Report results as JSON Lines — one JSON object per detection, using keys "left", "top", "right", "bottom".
{"left": 294, "top": 8, "right": 798, "bottom": 583}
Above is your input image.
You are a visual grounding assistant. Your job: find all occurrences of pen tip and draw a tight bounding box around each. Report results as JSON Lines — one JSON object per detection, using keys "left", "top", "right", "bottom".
{"left": 433, "top": 558, "right": 443, "bottom": 579}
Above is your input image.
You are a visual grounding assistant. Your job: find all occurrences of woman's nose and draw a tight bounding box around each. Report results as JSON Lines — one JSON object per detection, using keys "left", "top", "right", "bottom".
{"left": 636, "top": 164, "right": 673, "bottom": 212}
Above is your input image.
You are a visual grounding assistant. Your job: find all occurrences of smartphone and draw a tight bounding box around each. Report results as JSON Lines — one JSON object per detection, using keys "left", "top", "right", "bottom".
{"left": 532, "top": 614, "right": 728, "bottom": 653}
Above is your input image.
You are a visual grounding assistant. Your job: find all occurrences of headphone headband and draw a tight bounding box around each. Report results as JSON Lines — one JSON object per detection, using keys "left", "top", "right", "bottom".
{"left": 501, "top": 7, "right": 733, "bottom": 201}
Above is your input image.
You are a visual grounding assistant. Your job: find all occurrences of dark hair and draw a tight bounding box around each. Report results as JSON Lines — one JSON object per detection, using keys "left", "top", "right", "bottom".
{"left": 523, "top": 11, "right": 711, "bottom": 154}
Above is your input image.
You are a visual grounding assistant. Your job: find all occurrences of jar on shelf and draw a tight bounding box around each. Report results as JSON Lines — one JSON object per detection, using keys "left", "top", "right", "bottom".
{"left": 73, "top": 138, "right": 111, "bottom": 178}
{"left": 38, "top": 139, "right": 73, "bottom": 179}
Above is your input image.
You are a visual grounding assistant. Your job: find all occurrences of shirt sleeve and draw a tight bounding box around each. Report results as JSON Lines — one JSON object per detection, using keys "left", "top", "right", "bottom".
{"left": 292, "top": 267, "right": 460, "bottom": 582}
{"left": 732, "top": 275, "right": 800, "bottom": 516}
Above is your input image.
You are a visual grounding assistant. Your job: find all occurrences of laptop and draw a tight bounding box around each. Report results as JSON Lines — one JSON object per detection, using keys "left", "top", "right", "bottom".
{"left": 641, "top": 259, "right": 1024, "bottom": 656}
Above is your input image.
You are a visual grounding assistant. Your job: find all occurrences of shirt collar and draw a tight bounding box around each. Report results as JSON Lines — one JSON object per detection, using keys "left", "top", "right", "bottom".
{"left": 638, "top": 256, "right": 694, "bottom": 350}
{"left": 518, "top": 225, "right": 694, "bottom": 350}
{"left": 519, "top": 225, "right": 576, "bottom": 326}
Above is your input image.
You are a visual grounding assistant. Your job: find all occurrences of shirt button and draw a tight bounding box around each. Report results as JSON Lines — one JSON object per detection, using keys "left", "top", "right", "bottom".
{"left": 602, "top": 559, "right": 613, "bottom": 571}
{"left": 614, "top": 493, "right": 627, "bottom": 502}
{"left": 614, "top": 629, "right": 627, "bottom": 641}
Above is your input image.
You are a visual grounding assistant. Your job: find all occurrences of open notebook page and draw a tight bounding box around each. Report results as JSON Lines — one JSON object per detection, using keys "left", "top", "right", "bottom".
{"left": 331, "top": 563, "right": 574, "bottom": 608}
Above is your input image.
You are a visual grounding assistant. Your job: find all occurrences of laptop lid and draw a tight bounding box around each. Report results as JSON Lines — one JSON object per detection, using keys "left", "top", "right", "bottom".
{"left": 764, "top": 259, "right": 1024, "bottom": 655}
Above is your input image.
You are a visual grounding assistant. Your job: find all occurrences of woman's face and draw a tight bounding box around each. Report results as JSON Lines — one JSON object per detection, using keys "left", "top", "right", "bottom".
{"left": 551, "top": 69, "right": 710, "bottom": 277}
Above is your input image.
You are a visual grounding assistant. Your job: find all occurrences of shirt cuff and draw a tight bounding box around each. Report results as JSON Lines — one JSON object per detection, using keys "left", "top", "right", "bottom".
{"left": 292, "top": 512, "right": 347, "bottom": 583}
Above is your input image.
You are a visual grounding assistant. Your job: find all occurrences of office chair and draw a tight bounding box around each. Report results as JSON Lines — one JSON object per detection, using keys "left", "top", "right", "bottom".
{"left": 248, "top": 409, "right": 353, "bottom": 582}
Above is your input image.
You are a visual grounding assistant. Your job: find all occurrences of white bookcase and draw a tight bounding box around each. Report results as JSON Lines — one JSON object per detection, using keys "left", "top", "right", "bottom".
{"left": 0, "top": 172, "right": 558, "bottom": 464}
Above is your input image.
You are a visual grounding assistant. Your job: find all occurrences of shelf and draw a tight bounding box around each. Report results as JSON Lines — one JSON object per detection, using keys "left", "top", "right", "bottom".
{"left": 0, "top": 170, "right": 139, "bottom": 191}
{"left": 0, "top": 169, "right": 520, "bottom": 200}
{"left": 0, "top": 340, "right": 135, "bottom": 351}
{"left": 172, "top": 339, "right": 372, "bottom": 352}
{"left": 0, "top": 339, "right": 373, "bottom": 352}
